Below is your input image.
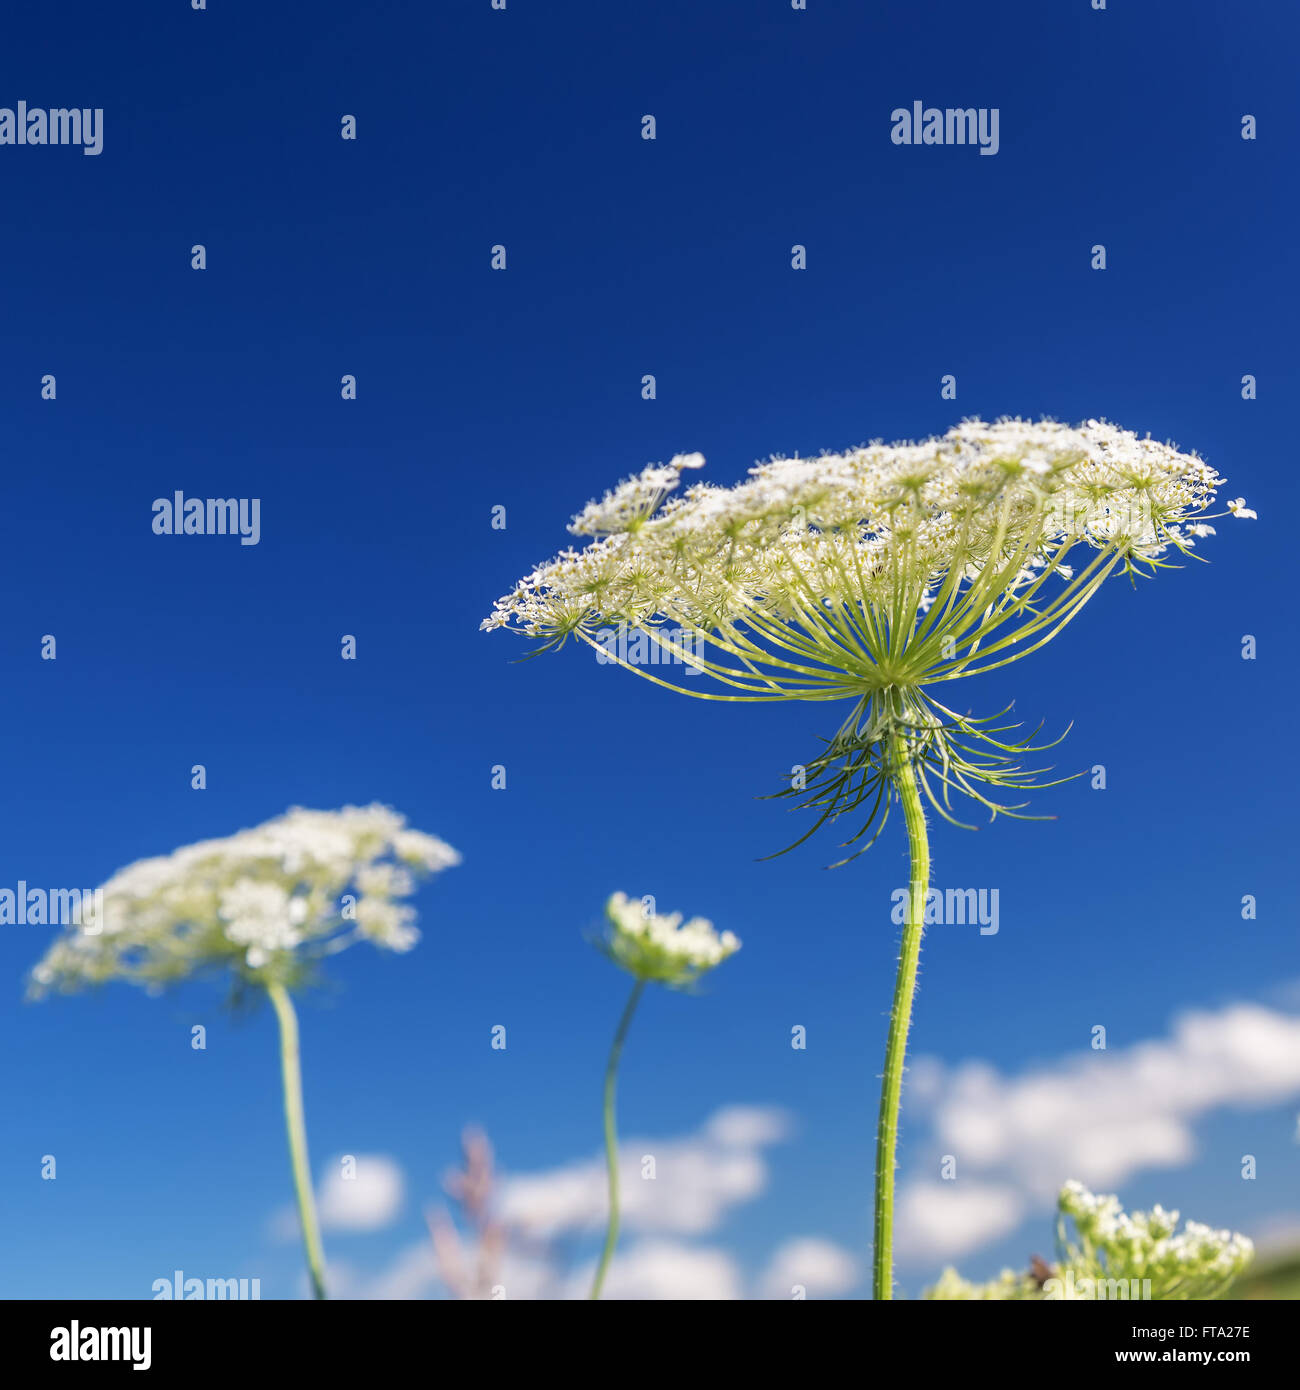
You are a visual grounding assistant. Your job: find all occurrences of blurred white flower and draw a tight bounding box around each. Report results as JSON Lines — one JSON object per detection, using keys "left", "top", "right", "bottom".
{"left": 599, "top": 891, "right": 740, "bottom": 988}
{"left": 219, "top": 880, "right": 303, "bottom": 968}
{"left": 28, "top": 804, "right": 460, "bottom": 995}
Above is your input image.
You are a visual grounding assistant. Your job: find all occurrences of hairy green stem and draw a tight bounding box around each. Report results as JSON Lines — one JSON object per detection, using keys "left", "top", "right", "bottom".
{"left": 873, "top": 731, "right": 931, "bottom": 1299}
{"left": 589, "top": 978, "right": 646, "bottom": 1300}
{"left": 267, "top": 981, "right": 328, "bottom": 1300}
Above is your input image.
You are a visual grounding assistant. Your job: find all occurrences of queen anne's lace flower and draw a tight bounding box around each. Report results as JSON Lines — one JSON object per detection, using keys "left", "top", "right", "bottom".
{"left": 485, "top": 419, "right": 1254, "bottom": 853}
{"left": 1053, "top": 1180, "right": 1253, "bottom": 1299}
{"left": 484, "top": 419, "right": 1249, "bottom": 676}
{"left": 598, "top": 891, "right": 740, "bottom": 987}
{"left": 924, "top": 1181, "right": 1254, "bottom": 1301}
{"left": 28, "top": 805, "right": 460, "bottom": 993}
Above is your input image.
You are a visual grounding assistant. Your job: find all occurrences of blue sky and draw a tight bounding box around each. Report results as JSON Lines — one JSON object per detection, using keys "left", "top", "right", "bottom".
{"left": 1, "top": 1, "right": 1296, "bottom": 1298}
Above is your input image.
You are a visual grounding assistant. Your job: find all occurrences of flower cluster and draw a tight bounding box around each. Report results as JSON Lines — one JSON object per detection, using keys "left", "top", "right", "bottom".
{"left": 485, "top": 420, "right": 1252, "bottom": 853}
{"left": 596, "top": 891, "right": 740, "bottom": 988}
{"left": 924, "top": 1181, "right": 1254, "bottom": 1301}
{"left": 483, "top": 419, "right": 1248, "bottom": 699}
{"left": 28, "top": 805, "right": 460, "bottom": 994}
{"left": 1054, "top": 1179, "right": 1254, "bottom": 1300}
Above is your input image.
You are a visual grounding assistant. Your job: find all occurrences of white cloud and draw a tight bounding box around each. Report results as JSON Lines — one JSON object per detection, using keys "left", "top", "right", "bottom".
{"left": 499, "top": 1104, "right": 789, "bottom": 1240}
{"left": 343, "top": 1232, "right": 859, "bottom": 1302}
{"left": 705, "top": 1104, "right": 793, "bottom": 1148}
{"left": 568, "top": 1241, "right": 743, "bottom": 1300}
{"left": 273, "top": 1154, "right": 406, "bottom": 1240}
{"left": 317, "top": 1154, "right": 406, "bottom": 1231}
{"left": 357, "top": 1241, "right": 438, "bottom": 1300}
{"left": 895, "top": 1001, "right": 1300, "bottom": 1264}
{"left": 757, "top": 1237, "right": 859, "bottom": 1300}
{"left": 307, "top": 1107, "right": 860, "bottom": 1300}
{"left": 896, "top": 1181, "right": 1024, "bottom": 1262}
{"left": 345, "top": 1239, "right": 569, "bottom": 1301}
{"left": 346, "top": 1236, "right": 748, "bottom": 1302}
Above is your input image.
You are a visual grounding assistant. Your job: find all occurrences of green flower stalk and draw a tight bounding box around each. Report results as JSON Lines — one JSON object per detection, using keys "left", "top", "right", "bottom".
{"left": 267, "top": 979, "right": 328, "bottom": 1299}
{"left": 925, "top": 1181, "right": 1254, "bottom": 1300}
{"left": 483, "top": 418, "right": 1255, "bottom": 1298}
{"left": 28, "top": 804, "right": 459, "bottom": 1300}
{"left": 588, "top": 892, "right": 739, "bottom": 1300}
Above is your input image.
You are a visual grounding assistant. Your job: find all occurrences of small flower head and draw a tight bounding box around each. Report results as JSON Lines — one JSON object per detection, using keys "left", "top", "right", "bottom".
{"left": 28, "top": 805, "right": 460, "bottom": 997}
{"left": 1055, "top": 1180, "right": 1254, "bottom": 1300}
{"left": 926, "top": 1182, "right": 1254, "bottom": 1301}
{"left": 596, "top": 891, "right": 740, "bottom": 988}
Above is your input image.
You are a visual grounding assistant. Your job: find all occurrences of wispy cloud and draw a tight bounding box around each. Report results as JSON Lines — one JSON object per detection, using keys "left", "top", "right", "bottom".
{"left": 498, "top": 1103, "right": 792, "bottom": 1239}
{"left": 318, "top": 1105, "right": 857, "bottom": 1299}
{"left": 757, "top": 1237, "right": 860, "bottom": 1300}
{"left": 566, "top": 1241, "right": 744, "bottom": 1300}
{"left": 897, "top": 1180, "right": 1025, "bottom": 1262}
{"left": 897, "top": 1000, "right": 1300, "bottom": 1264}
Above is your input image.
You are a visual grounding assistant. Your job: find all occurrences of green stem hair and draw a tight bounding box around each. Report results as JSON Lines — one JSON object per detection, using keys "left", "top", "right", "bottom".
{"left": 873, "top": 730, "right": 931, "bottom": 1299}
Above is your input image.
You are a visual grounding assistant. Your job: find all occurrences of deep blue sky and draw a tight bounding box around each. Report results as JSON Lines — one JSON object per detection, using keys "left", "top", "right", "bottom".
{"left": 1, "top": 1, "right": 1295, "bottom": 1299}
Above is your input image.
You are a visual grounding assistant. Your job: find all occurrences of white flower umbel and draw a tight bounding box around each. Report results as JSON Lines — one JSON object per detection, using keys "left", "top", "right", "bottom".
{"left": 485, "top": 418, "right": 1254, "bottom": 1300}
{"left": 1054, "top": 1180, "right": 1254, "bottom": 1300}
{"left": 924, "top": 1182, "right": 1254, "bottom": 1301}
{"left": 588, "top": 893, "right": 740, "bottom": 1300}
{"left": 29, "top": 804, "right": 458, "bottom": 991}
{"left": 28, "top": 805, "right": 459, "bottom": 1300}
{"left": 600, "top": 890, "right": 740, "bottom": 988}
